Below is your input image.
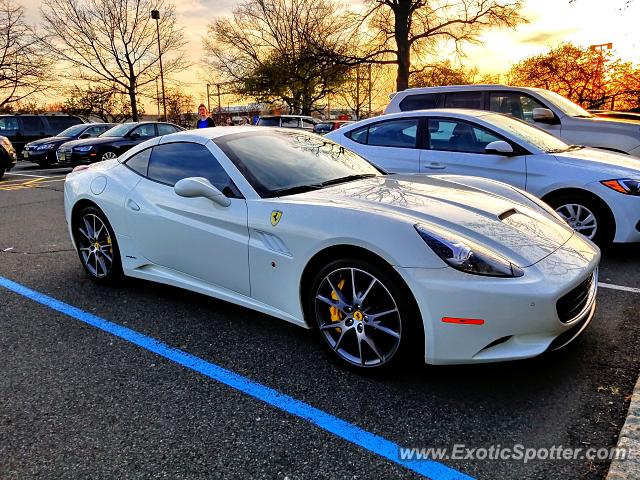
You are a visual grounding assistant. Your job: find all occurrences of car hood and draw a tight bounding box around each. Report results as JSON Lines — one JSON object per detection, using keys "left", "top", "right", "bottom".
{"left": 286, "top": 175, "right": 577, "bottom": 268}
{"left": 555, "top": 147, "right": 640, "bottom": 175}
{"left": 61, "top": 137, "right": 121, "bottom": 148}
{"left": 27, "top": 136, "right": 71, "bottom": 147}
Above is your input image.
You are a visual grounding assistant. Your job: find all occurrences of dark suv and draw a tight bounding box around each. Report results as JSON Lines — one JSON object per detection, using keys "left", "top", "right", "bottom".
{"left": 0, "top": 114, "right": 85, "bottom": 158}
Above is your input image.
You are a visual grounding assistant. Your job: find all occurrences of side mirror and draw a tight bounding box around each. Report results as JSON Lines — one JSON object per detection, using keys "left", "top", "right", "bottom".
{"left": 532, "top": 108, "right": 556, "bottom": 124}
{"left": 129, "top": 132, "right": 140, "bottom": 139}
{"left": 174, "top": 177, "right": 231, "bottom": 207}
{"left": 485, "top": 140, "right": 514, "bottom": 155}
{"left": 79, "top": 133, "right": 91, "bottom": 139}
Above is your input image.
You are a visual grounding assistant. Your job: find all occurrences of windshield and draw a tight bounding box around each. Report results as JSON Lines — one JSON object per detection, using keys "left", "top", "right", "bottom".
{"left": 56, "top": 124, "right": 88, "bottom": 137}
{"left": 101, "top": 123, "right": 134, "bottom": 137}
{"left": 214, "top": 130, "right": 381, "bottom": 197}
{"left": 535, "top": 90, "right": 593, "bottom": 118}
{"left": 483, "top": 113, "right": 570, "bottom": 152}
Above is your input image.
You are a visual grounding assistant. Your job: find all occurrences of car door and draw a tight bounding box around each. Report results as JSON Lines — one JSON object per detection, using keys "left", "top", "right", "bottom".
{"left": 419, "top": 117, "right": 527, "bottom": 189}
{"left": 345, "top": 118, "right": 421, "bottom": 173}
{"left": 124, "top": 141, "right": 251, "bottom": 295}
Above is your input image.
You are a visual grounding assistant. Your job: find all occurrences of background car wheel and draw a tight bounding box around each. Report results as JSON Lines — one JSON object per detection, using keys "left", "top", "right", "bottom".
{"left": 308, "top": 257, "right": 422, "bottom": 370}
{"left": 100, "top": 150, "right": 118, "bottom": 162}
{"left": 546, "top": 193, "right": 613, "bottom": 245}
{"left": 72, "top": 205, "right": 123, "bottom": 284}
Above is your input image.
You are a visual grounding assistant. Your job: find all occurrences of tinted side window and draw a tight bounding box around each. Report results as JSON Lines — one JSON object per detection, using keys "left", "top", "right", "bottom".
{"left": 443, "top": 92, "right": 483, "bottom": 109}
{"left": 147, "top": 142, "right": 239, "bottom": 197}
{"left": 124, "top": 148, "right": 152, "bottom": 176}
{"left": 87, "top": 126, "right": 108, "bottom": 136}
{"left": 367, "top": 119, "right": 419, "bottom": 148}
{"left": 489, "top": 92, "right": 546, "bottom": 123}
{"left": 258, "top": 117, "right": 279, "bottom": 127}
{"left": 301, "top": 119, "right": 316, "bottom": 129}
{"left": 281, "top": 118, "right": 300, "bottom": 128}
{"left": 0, "top": 116, "right": 18, "bottom": 131}
{"left": 347, "top": 125, "right": 368, "bottom": 144}
{"left": 157, "top": 124, "right": 179, "bottom": 135}
{"left": 48, "top": 116, "right": 82, "bottom": 130}
{"left": 21, "top": 116, "right": 45, "bottom": 131}
{"left": 399, "top": 93, "right": 439, "bottom": 111}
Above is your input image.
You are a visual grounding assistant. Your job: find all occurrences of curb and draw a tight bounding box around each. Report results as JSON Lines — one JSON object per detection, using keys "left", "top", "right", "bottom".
{"left": 607, "top": 374, "right": 640, "bottom": 479}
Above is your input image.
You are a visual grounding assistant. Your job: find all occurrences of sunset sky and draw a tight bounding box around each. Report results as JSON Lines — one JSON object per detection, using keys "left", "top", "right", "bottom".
{"left": 20, "top": 0, "right": 640, "bottom": 109}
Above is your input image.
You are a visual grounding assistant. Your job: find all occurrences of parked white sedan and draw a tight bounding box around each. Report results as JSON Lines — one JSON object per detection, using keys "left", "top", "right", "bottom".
{"left": 327, "top": 109, "right": 640, "bottom": 245}
{"left": 64, "top": 127, "right": 599, "bottom": 369}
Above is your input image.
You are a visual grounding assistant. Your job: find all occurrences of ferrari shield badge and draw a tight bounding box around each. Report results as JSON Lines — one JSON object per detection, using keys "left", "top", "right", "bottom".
{"left": 271, "top": 210, "right": 283, "bottom": 226}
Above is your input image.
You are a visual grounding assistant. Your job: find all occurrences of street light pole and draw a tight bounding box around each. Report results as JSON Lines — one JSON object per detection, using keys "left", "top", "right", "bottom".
{"left": 151, "top": 9, "right": 167, "bottom": 122}
{"left": 206, "top": 84, "right": 211, "bottom": 112}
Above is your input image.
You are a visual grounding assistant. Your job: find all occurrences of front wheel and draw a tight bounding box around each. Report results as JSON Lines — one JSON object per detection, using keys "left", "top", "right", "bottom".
{"left": 100, "top": 150, "right": 118, "bottom": 162}
{"left": 308, "top": 258, "right": 421, "bottom": 369}
{"left": 546, "top": 194, "right": 613, "bottom": 245}
{"left": 72, "top": 205, "right": 123, "bottom": 284}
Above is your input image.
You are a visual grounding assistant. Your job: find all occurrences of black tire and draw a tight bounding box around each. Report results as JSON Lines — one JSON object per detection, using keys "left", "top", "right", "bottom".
{"left": 72, "top": 205, "right": 123, "bottom": 285}
{"left": 545, "top": 193, "right": 614, "bottom": 246}
{"left": 307, "top": 257, "right": 422, "bottom": 370}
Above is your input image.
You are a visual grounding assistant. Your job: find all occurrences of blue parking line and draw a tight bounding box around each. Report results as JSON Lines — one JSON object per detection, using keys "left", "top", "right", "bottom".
{"left": 0, "top": 275, "right": 473, "bottom": 480}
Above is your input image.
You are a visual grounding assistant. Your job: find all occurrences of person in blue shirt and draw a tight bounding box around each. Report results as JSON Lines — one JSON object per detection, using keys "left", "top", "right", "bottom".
{"left": 196, "top": 104, "right": 216, "bottom": 128}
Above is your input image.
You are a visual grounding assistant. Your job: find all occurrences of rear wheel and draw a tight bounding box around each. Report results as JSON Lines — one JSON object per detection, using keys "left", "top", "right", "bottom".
{"left": 308, "top": 257, "right": 421, "bottom": 369}
{"left": 546, "top": 193, "right": 613, "bottom": 245}
{"left": 72, "top": 205, "right": 123, "bottom": 284}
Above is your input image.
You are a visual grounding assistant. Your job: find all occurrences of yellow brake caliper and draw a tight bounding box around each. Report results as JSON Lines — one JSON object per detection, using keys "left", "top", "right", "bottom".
{"left": 106, "top": 235, "right": 112, "bottom": 255}
{"left": 330, "top": 279, "right": 345, "bottom": 331}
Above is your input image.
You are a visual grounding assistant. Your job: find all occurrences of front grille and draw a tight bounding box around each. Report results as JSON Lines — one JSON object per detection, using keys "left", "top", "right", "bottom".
{"left": 556, "top": 273, "right": 595, "bottom": 323}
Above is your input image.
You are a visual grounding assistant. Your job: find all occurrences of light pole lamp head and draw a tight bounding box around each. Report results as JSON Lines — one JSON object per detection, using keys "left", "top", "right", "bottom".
{"left": 150, "top": 9, "right": 160, "bottom": 20}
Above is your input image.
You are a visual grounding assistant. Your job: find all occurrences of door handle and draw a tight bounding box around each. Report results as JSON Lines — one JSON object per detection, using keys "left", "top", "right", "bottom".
{"left": 424, "top": 162, "right": 446, "bottom": 170}
{"left": 126, "top": 199, "right": 140, "bottom": 211}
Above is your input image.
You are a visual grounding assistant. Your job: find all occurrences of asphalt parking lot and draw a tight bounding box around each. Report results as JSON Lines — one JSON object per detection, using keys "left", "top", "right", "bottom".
{"left": 1, "top": 161, "right": 639, "bottom": 480}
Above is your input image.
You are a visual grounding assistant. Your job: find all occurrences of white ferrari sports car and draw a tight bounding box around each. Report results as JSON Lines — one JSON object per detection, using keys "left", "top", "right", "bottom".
{"left": 64, "top": 127, "right": 600, "bottom": 369}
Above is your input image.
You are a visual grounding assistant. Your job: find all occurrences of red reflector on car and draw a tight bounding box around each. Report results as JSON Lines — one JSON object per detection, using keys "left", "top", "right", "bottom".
{"left": 442, "top": 317, "right": 485, "bottom": 325}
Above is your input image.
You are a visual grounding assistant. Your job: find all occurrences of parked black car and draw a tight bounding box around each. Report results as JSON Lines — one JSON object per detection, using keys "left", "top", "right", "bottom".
{"left": 22, "top": 123, "right": 115, "bottom": 167}
{"left": 0, "top": 135, "right": 17, "bottom": 180}
{"left": 56, "top": 122, "right": 183, "bottom": 166}
{"left": 256, "top": 115, "right": 318, "bottom": 130}
{"left": 0, "top": 114, "right": 85, "bottom": 157}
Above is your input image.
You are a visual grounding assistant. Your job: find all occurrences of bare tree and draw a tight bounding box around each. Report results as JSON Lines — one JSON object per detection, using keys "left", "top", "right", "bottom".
{"left": 0, "top": 1, "right": 53, "bottom": 108}
{"left": 204, "top": 0, "right": 351, "bottom": 115}
{"left": 40, "top": 0, "right": 186, "bottom": 121}
{"left": 333, "top": 0, "right": 525, "bottom": 92}
{"left": 61, "top": 84, "right": 138, "bottom": 122}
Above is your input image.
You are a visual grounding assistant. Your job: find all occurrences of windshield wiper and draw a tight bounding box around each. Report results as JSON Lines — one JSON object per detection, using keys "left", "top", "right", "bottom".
{"left": 268, "top": 183, "right": 324, "bottom": 197}
{"left": 566, "top": 144, "right": 586, "bottom": 151}
{"left": 320, "top": 173, "right": 377, "bottom": 187}
{"left": 573, "top": 114, "right": 593, "bottom": 118}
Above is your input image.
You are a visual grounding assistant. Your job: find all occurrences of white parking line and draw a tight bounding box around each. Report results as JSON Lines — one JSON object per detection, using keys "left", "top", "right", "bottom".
{"left": 600, "top": 282, "right": 640, "bottom": 294}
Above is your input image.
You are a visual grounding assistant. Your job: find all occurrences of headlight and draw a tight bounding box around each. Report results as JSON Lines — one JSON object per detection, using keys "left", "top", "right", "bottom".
{"left": 601, "top": 179, "right": 640, "bottom": 196}
{"left": 414, "top": 224, "right": 524, "bottom": 278}
{"left": 74, "top": 145, "right": 93, "bottom": 152}
{"left": 36, "top": 143, "right": 55, "bottom": 150}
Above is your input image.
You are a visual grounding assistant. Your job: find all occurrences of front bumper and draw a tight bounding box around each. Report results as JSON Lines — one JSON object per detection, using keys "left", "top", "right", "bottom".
{"left": 589, "top": 182, "right": 640, "bottom": 243}
{"left": 396, "top": 233, "right": 600, "bottom": 365}
{"left": 22, "top": 147, "right": 56, "bottom": 163}
{"left": 57, "top": 149, "right": 93, "bottom": 166}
